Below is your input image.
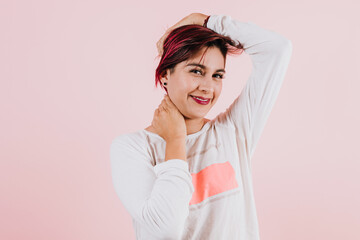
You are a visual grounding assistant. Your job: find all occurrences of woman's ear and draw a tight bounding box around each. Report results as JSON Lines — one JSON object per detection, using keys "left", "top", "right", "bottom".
{"left": 160, "top": 69, "right": 171, "bottom": 85}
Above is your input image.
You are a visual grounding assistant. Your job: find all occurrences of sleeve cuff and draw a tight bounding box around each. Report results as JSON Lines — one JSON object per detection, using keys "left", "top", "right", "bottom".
{"left": 206, "top": 14, "right": 219, "bottom": 31}
{"left": 153, "top": 159, "right": 190, "bottom": 176}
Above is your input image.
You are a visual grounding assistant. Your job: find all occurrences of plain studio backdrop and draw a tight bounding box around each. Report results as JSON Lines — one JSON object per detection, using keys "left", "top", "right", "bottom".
{"left": 1, "top": 0, "right": 359, "bottom": 239}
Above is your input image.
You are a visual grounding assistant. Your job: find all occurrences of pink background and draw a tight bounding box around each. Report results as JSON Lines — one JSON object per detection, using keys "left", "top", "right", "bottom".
{"left": 1, "top": 0, "right": 359, "bottom": 239}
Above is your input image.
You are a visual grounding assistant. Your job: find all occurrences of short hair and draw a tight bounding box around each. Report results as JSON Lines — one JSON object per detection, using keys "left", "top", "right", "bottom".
{"left": 155, "top": 24, "right": 245, "bottom": 92}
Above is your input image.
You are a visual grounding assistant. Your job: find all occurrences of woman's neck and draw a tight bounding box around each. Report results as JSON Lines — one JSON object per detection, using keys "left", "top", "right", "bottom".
{"left": 184, "top": 118, "right": 210, "bottom": 135}
{"left": 145, "top": 118, "right": 210, "bottom": 136}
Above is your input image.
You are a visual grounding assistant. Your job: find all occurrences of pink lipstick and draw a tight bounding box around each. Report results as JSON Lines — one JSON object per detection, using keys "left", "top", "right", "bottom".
{"left": 190, "top": 95, "right": 210, "bottom": 105}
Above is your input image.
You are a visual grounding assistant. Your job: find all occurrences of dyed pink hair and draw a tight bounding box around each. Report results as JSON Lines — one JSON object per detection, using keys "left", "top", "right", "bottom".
{"left": 155, "top": 24, "right": 245, "bottom": 92}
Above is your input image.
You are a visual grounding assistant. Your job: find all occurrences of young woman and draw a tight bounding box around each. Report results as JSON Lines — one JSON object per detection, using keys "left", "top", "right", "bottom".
{"left": 110, "top": 13, "right": 292, "bottom": 239}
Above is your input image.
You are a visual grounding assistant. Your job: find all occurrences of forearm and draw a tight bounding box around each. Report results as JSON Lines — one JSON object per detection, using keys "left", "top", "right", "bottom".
{"left": 165, "top": 138, "right": 187, "bottom": 162}
{"left": 190, "top": 13, "right": 209, "bottom": 26}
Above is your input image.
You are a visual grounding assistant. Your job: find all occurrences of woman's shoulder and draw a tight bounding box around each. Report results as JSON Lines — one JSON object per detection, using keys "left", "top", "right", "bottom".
{"left": 110, "top": 131, "right": 155, "bottom": 166}
{"left": 111, "top": 129, "right": 149, "bottom": 149}
{"left": 110, "top": 130, "right": 155, "bottom": 162}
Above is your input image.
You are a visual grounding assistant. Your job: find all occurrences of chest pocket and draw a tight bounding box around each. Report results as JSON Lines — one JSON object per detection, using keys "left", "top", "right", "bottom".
{"left": 189, "top": 161, "right": 238, "bottom": 205}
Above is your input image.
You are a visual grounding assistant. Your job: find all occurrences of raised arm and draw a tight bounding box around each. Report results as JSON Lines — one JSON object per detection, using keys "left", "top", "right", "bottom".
{"left": 207, "top": 14, "right": 293, "bottom": 162}
{"left": 110, "top": 135, "right": 194, "bottom": 239}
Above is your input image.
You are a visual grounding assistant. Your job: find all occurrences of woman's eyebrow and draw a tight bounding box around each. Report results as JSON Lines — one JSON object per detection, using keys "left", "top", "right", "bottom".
{"left": 186, "top": 63, "right": 226, "bottom": 73}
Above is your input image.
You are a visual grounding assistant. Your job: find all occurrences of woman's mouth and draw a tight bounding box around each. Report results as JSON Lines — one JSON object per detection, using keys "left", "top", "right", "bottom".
{"left": 190, "top": 95, "right": 211, "bottom": 105}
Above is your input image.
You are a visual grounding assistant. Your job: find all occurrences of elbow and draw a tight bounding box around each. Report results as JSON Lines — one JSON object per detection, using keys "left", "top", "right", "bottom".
{"left": 270, "top": 38, "right": 293, "bottom": 57}
{"left": 281, "top": 39, "right": 293, "bottom": 59}
{"left": 282, "top": 39, "right": 293, "bottom": 52}
{"left": 145, "top": 220, "right": 185, "bottom": 239}
{"left": 158, "top": 208, "right": 189, "bottom": 239}
{"left": 141, "top": 203, "right": 189, "bottom": 239}
{"left": 277, "top": 38, "right": 293, "bottom": 53}
{"left": 160, "top": 221, "right": 186, "bottom": 239}
{"left": 266, "top": 32, "right": 293, "bottom": 53}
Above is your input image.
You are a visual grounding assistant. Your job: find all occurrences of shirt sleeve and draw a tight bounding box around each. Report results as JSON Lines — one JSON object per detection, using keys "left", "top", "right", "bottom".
{"left": 207, "top": 14, "right": 293, "bottom": 162}
{"left": 110, "top": 135, "right": 194, "bottom": 239}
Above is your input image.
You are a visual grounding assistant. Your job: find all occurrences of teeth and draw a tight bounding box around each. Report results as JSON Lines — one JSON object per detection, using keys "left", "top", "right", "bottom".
{"left": 193, "top": 96, "right": 208, "bottom": 101}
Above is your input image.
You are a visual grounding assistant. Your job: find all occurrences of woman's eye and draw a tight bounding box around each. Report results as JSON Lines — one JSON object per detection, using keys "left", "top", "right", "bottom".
{"left": 190, "top": 69, "right": 224, "bottom": 79}
{"left": 191, "top": 69, "right": 202, "bottom": 75}
{"left": 215, "top": 74, "right": 224, "bottom": 79}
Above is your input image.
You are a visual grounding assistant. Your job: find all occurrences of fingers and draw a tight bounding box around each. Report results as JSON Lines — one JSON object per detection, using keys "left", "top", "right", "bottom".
{"left": 158, "top": 98, "right": 168, "bottom": 110}
{"left": 156, "top": 95, "right": 172, "bottom": 114}
{"left": 157, "top": 36, "right": 162, "bottom": 55}
{"left": 158, "top": 41, "right": 164, "bottom": 56}
{"left": 161, "top": 104, "right": 167, "bottom": 112}
{"left": 162, "top": 95, "right": 172, "bottom": 108}
{"left": 159, "top": 104, "right": 166, "bottom": 111}
{"left": 156, "top": 99, "right": 169, "bottom": 115}
{"left": 157, "top": 29, "right": 171, "bottom": 56}
{"left": 157, "top": 41, "right": 162, "bottom": 55}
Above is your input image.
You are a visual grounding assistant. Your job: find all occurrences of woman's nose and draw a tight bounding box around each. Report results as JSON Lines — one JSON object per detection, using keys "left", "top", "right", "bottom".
{"left": 198, "top": 76, "right": 214, "bottom": 93}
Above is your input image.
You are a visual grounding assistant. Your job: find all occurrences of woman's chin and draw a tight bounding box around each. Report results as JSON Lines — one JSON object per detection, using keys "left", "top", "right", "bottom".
{"left": 183, "top": 111, "right": 207, "bottom": 120}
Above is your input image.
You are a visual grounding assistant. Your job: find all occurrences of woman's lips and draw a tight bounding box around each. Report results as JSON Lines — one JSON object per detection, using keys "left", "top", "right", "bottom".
{"left": 190, "top": 95, "right": 210, "bottom": 105}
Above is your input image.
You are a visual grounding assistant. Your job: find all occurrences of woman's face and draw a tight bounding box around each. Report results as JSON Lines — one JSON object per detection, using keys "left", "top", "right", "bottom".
{"left": 161, "top": 46, "right": 225, "bottom": 119}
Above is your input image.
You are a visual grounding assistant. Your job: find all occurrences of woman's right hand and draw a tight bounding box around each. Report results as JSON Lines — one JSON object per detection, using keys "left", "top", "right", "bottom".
{"left": 151, "top": 94, "right": 187, "bottom": 142}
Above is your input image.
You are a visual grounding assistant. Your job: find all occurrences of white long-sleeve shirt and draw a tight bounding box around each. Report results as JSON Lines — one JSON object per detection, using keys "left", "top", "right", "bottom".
{"left": 110, "top": 14, "right": 293, "bottom": 240}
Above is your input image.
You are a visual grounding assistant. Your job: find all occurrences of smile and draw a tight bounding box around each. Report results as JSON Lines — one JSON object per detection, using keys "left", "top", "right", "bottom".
{"left": 190, "top": 95, "right": 210, "bottom": 105}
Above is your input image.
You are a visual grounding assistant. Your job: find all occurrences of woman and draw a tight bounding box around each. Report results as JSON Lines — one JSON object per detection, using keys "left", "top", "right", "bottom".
{"left": 110, "top": 13, "right": 292, "bottom": 240}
